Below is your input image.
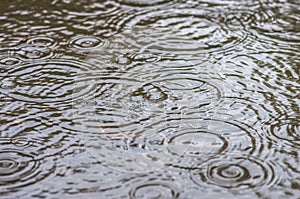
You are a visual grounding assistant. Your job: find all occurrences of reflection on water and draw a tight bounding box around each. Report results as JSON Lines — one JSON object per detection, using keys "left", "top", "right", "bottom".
{"left": 0, "top": 0, "right": 299, "bottom": 198}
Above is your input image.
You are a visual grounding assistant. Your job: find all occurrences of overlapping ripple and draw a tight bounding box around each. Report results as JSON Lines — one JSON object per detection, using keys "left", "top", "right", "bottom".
{"left": 73, "top": 60, "right": 222, "bottom": 130}
{"left": 72, "top": 62, "right": 223, "bottom": 172}
{"left": 0, "top": 108, "right": 78, "bottom": 159}
{"left": 165, "top": 118, "right": 263, "bottom": 169}
{"left": 0, "top": 138, "right": 55, "bottom": 194}
{"left": 118, "top": 9, "right": 248, "bottom": 55}
{"left": 262, "top": 115, "right": 300, "bottom": 148}
{"left": 250, "top": 0, "right": 300, "bottom": 47}
{"left": 0, "top": 60, "right": 96, "bottom": 105}
{"left": 216, "top": 50, "right": 299, "bottom": 117}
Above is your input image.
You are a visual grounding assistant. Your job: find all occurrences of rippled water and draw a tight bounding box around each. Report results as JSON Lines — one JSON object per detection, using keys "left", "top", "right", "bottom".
{"left": 0, "top": 0, "right": 299, "bottom": 198}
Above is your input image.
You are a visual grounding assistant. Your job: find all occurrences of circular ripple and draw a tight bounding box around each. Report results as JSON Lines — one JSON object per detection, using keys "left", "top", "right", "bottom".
{"left": 0, "top": 55, "right": 21, "bottom": 67}
{"left": 130, "top": 53, "right": 162, "bottom": 63}
{"left": 190, "top": 155, "right": 281, "bottom": 190}
{"left": 69, "top": 35, "right": 106, "bottom": 51}
{"left": 164, "top": 118, "right": 261, "bottom": 169}
{"left": 263, "top": 116, "right": 300, "bottom": 148}
{"left": 17, "top": 45, "right": 53, "bottom": 60}
{"left": 26, "top": 36, "right": 57, "bottom": 48}
{"left": 167, "top": 130, "right": 228, "bottom": 157}
{"left": 116, "top": 0, "right": 172, "bottom": 8}
{"left": 0, "top": 150, "right": 55, "bottom": 192}
{"left": 120, "top": 9, "right": 247, "bottom": 54}
{"left": 0, "top": 137, "right": 37, "bottom": 149}
{"left": 0, "top": 60, "right": 95, "bottom": 104}
{"left": 129, "top": 182, "right": 179, "bottom": 199}
{"left": 11, "top": 137, "right": 37, "bottom": 148}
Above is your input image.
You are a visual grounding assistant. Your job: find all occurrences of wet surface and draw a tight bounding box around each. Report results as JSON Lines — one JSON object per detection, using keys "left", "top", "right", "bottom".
{"left": 0, "top": 0, "right": 299, "bottom": 198}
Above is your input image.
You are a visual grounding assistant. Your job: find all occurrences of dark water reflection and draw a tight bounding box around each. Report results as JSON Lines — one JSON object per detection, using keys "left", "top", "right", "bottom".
{"left": 0, "top": 0, "right": 299, "bottom": 198}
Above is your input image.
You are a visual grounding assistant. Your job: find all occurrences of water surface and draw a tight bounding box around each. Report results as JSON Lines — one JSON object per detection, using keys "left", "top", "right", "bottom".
{"left": 0, "top": 0, "right": 299, "bottom": 198}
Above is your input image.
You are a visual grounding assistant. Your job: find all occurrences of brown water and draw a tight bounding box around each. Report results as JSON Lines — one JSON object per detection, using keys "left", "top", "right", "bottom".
{"left": 0, "top": 0, "right": 299, "bottom": 198}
